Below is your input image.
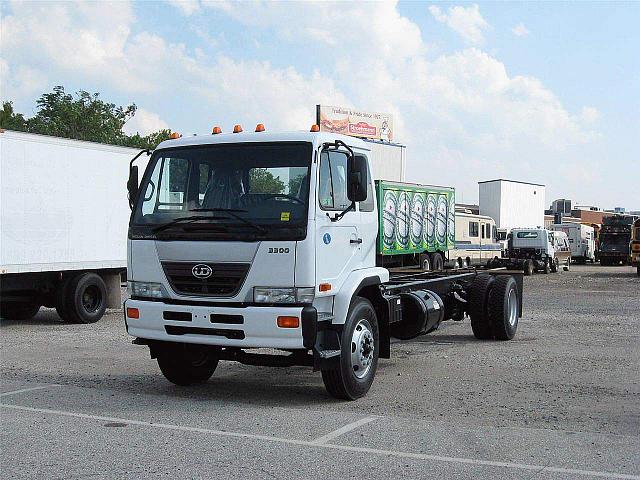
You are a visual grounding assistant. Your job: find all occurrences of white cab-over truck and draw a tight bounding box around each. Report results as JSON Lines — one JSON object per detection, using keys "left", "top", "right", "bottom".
{"left": 0, "top": 130, "right": 140, "bottom": 322}
{"left": 125, "top": 128, "right": 523, "bottom": 399}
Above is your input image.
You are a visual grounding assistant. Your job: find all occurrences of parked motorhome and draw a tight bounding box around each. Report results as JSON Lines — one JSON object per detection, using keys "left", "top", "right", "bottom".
{"left": 450, "top": 211, "right": 502, "bottom": 266}
{"left": 551, "top": 223, "right": 595, "bottom": 264}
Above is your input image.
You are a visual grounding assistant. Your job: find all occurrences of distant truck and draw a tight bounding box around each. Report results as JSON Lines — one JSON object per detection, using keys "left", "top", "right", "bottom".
{"left": 488, "top": 228, "right": 571, "bottom": 275}
{"left": 0, "top": 130, "right": 142, "bottom": 322}
{"left": 598, "top": 215, "right": 639, "bottom": 266}
{"left": 630, "top": 218, "right": 640, "bottom": 276}
{"left": 550, "top": 223, "right": 595, "bottom": 264}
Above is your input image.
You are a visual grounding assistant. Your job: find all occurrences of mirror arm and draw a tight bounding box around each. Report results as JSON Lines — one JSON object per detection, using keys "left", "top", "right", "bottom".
{"left": 129, "top": 149, "right": 151, "bottom": 170}
{"left": 327, "top": 202, "right": 355, "bottom": 223}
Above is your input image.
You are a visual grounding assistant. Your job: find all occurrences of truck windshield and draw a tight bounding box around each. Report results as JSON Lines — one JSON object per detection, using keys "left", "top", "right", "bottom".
{"left": 131, "top": 142, "right": 312, "bottom": 240}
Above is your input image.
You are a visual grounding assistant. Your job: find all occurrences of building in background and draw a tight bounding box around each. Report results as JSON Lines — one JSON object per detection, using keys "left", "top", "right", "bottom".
{"left": 479, "top": 179, "right": 545, "bottom": 231}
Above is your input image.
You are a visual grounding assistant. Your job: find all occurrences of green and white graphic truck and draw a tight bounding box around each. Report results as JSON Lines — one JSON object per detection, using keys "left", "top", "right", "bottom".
{"left": 377, "top": 180, "right": 455, "bottom": 271}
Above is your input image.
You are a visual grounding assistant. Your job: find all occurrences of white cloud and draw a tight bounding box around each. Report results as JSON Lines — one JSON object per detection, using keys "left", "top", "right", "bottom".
{"left": 512, "top": 23, "right": 530, "bottom": 37}
{"left": 166, "top": 0, "right": 200, "bottom": 16}
{"left": 1, "top": 0, "right": 606, "bottom": 204}
{"left": 429, "top": 4, "right": 490, "bottom": 45}
{"left": 123, "top": 108, "right": 169, "bottom": 135}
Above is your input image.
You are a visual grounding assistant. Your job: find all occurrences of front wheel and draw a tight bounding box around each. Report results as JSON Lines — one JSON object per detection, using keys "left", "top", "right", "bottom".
{"left": 523, "top": 259, "right": 534, "bottom": 276}
{"left": 322, "top": 298, "right": 379, "bottom": 400}
{"left": 157, "top": 344, "right": 220, "bottom": 386}
{"left": 637, "top": 266, "right": 640, "bottom": 277}
{"left": 550, "top": 257, "right": 559, "bottom": 273}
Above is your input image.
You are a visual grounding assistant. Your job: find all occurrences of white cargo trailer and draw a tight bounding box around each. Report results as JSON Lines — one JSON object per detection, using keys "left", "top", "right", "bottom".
{"left": 479, "top": 179, "right": 545, "bottom": 231}
{"left": 550, "top": 223, "right": 595, "bottom": 264}
{"left": 0, "top": 129, "right": 144, "bottom": 322}
{"left": 363, "top": 139, "right": 406, "bottom": 182}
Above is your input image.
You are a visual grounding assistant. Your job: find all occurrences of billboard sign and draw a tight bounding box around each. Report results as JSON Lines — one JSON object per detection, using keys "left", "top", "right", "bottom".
{"left": 316, "top": 105, "right": 393, "bottom": 142}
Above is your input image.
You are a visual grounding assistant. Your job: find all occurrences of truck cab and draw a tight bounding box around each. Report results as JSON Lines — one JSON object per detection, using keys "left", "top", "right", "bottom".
{"left": 125, "top": 128, "right": 522, "bottom": 399}
{"left": 499, "top": 228, "right": 569, "bottom": 274}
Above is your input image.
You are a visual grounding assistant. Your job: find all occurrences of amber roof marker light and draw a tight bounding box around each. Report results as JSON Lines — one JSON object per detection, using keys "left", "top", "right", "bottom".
{"left": 233, "top": 124, "right": 243, "bottom": 133}
{"left": 310, "top": 124, "right": 320, "bottom": 132}
{"left": 169, "top": 132, "right": 182, "bottom": 139}
{"left": 211, "top": 126, "right": 222, "bottom": 135}
{"left": 255, "top": 123, "right": 265, "bottom": 132}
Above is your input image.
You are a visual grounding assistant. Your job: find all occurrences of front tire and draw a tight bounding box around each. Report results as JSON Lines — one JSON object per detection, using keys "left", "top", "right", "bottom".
{"left": 550, "top": 257, "right": 559, "bottom": 273}
{"left": 523, "top": 259, "right": 534, "bottom": 276}
{"left": 543, "top": 258, "right": 551, "bottom": 274}
{"left": 322, "top": 298, "right": 379, "bottom": 400}
{"left": 637, "top": 266, "right": 640, "bottom": 277}
{"left": 157, "top": 344, "right": 220, "bottom": 386}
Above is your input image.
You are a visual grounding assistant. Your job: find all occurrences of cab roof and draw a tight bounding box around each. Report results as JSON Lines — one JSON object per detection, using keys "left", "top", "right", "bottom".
{"left": 155, "top": 130, "right": 370, "bottom": 152}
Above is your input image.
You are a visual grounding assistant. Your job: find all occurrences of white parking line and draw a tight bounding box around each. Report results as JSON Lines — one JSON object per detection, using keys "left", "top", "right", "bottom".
{"left": 0, "top": 385, "right": 59, "bottom": 397}
{"left": 1, "top": 403, "right": 638, "bottom": 480}
{"left": 311, "top": 415, "right": 378, "bottom": 444}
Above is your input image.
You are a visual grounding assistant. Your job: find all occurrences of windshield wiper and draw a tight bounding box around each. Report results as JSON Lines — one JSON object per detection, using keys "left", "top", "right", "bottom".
{"left": 191, "top": 208, "right": 268, "bottom": 235}
{"left": 152, "top": 215, "right": 227, "bottom": 233}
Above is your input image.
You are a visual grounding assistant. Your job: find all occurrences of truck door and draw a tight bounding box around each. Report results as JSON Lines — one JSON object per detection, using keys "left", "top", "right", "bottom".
{"left": 316, "top": 149, "right": 361, "bottom": 294}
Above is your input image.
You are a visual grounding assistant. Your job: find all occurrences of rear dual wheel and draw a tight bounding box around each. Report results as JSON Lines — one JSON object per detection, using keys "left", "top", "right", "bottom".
{"left": 468, "top": 275, "right": 519, "bottom": 341}
{"left": 56, "top": 273, "right": 107, "bottom": 324}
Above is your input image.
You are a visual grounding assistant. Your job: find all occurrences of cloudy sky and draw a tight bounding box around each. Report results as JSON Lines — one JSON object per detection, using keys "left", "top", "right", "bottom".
{"left": 1, "top": 1, "right": 638, "bottom": 209}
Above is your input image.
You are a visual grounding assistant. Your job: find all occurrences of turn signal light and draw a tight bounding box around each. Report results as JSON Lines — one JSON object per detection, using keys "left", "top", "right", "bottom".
{"left": 127, "top": 307, "right": 140, "bottom": 319}
{"left": 212, "top": 126, "right": 222, "bottom": 134}
{"left": 310, "top": 124, "right": 320, "bottom": 132}
{"left": 319, "top": 283, "right": 331, "bottom": 292}
{"left": 255, "top": 123, "right": 265, "bottom": 132}
{"left": 169, "top": 132, "right": 181, "bottom": 139}
{"left": 233, "top": 124, "right": 243, "bottom": 133}
{"left": 277, "top": 316, "right": 299, "bottom": 328}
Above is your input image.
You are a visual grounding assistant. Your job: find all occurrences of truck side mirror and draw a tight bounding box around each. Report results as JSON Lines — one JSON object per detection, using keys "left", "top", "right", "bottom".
{"left": 127, "top": 165, "right": 139, "bottom": 210}
{"left": 347, "top": 155, "right": 368, "bottom": 203}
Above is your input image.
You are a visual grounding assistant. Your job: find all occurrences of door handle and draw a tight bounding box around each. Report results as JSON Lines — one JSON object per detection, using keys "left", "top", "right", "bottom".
{"left": 350, "top": 238, "right": 363, "bottom": 244}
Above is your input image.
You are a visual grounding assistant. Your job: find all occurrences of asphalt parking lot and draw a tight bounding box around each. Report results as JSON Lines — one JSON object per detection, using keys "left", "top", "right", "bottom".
{"left": 1, "top": 265, "right": 639, "bottom": 479}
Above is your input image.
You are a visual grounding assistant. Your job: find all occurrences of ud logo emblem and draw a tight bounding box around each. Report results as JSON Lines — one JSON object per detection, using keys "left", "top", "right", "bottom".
{"left": 192, "top": 264, "right": 213, "bottom": 279}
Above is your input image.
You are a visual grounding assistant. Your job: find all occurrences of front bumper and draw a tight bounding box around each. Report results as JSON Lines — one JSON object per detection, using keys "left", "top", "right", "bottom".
{"left": 124, "top": 298, "right": 313, "bottom": 349}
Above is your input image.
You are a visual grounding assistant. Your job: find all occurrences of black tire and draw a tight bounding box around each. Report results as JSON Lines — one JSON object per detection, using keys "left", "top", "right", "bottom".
{"left": 431, "top": 253, "right": 444, "bottom": 271}
{"left": 543, "top": 258, "right": 551, "bottom": 274}
{"left": 637, "top": 266, "right": 640, "bottom": 277}
{"left": 488, "top": 276, "right": 519, "bottom": 340}
{"left": 468, "top": 275, "right": 495, "bottom": 340}
{"left": 523, "top": 259, "right": 534, "bottom": 276}
{"left": 64, "top": 273, "right": 107, "bottom": 324}
{"left": 55, "top": 276, "right": 73, "bottom": 322}
{"left": 157, "top": 344, "right": 220, "bottom": 386}
{"left": 565, "top": 257, "right": 571, "bottom": 271}
{"left": 0, "top": 302, "right": 40, "bottom": 320}
{"left": 322, "top": 298, "right": 379, "bottom": 400}
{"left": 550, "top": 257, "right": 559, "bottom": 273}
{"left": 419, "top": 253, "right": 431, "bottom": 272}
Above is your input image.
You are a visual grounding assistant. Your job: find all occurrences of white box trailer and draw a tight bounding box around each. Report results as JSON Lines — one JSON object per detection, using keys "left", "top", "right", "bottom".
{"left": 363, "top": 139, "right": 406, "bottom": 182}
{"left": 479, "top": 179, "right": 545, "bottom": 232}
{"left": 550, "top": 223, "right": 596, "bottom": 264}
{"left": 0, "top": 129, "right": 144, "bottom": 322}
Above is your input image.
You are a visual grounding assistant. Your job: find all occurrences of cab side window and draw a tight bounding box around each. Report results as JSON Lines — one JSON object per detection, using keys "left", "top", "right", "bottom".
{"left": 357, "top": 155, "right": 375, "bottom": 212}
{"left": 319, "top": 151, "right": 349, "bottom": 211}
{"left": 469, "top": 221, "right": 479, "bottom": 237}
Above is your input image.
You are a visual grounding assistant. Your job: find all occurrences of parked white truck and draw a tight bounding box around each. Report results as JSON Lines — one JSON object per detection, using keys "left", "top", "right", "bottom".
{"left": 0, "top": 130, "right": 142, "bottom": 322}
{"left": 550, "top": 223, "right": 595, "bottom": 264}
{"left": 124, "top": 126, "right": 523, "bottom": 399}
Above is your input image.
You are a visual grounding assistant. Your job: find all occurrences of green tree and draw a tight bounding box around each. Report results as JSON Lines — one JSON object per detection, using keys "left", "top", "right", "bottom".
{"left": 288, "top": 173, "right": 306, "bottom": 195}
{"left": 1, "top": 86, "right": 172, "bottom": 149}
{"left": 249, "top": 168, "right": 285, "bottom": 194}
{"left": 0, "top": 102, "right": 28, "bottom": 131}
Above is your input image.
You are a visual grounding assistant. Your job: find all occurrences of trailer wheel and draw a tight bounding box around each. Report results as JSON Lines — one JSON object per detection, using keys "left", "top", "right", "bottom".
{"left": 64, "top": 273, "right": 107, "bottom": 324}
{"left": 489, "top": 276, "right": 519, "bottom": 340}
{"left": 322, "top": 298, "right": 379, "bottom": 400}
{"left": 431, "top": 253, "right": 444, "bottom": 271}
{"left": 550, "top": 257, "right": 559, "bottom": 273}
{"left": 543, "top": 258, "right": 551, "bottom": 274}
{"left": 55, "top": 276, "right": 73, "bottom": 322}
{"left": 419, "top": 253, "right": 431, "bottom": 271}
{"left": 523, "top": 259, "right": 534, "bottom": 276}
{"left": 468, "top": 275, "right": 495, "bottom": 340}
{"left": 157, "top": 344, "right": 220, "bottom": 386}
{"left": 0, "top": 302, "right": 40, "bottom": 320}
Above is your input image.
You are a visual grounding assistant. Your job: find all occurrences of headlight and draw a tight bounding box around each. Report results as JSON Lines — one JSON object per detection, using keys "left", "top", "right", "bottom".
{"left": 254, "top": 287, "right": 315, "bottom": 304}
{"left": 128, "top": 281, "right": 168, "bottom": 299}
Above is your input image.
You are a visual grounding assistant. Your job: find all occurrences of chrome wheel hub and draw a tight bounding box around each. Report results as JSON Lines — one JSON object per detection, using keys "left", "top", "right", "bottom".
{"left": 351, "top": 319, "right": 374, "bottom": 379}
{"left": 507, "top": 289, "right": 518, "bottom": 327}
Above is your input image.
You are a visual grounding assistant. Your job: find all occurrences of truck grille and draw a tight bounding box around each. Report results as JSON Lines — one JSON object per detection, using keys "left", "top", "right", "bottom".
{"left": 161, "top": 262, "right": 250, "bottom": 297}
